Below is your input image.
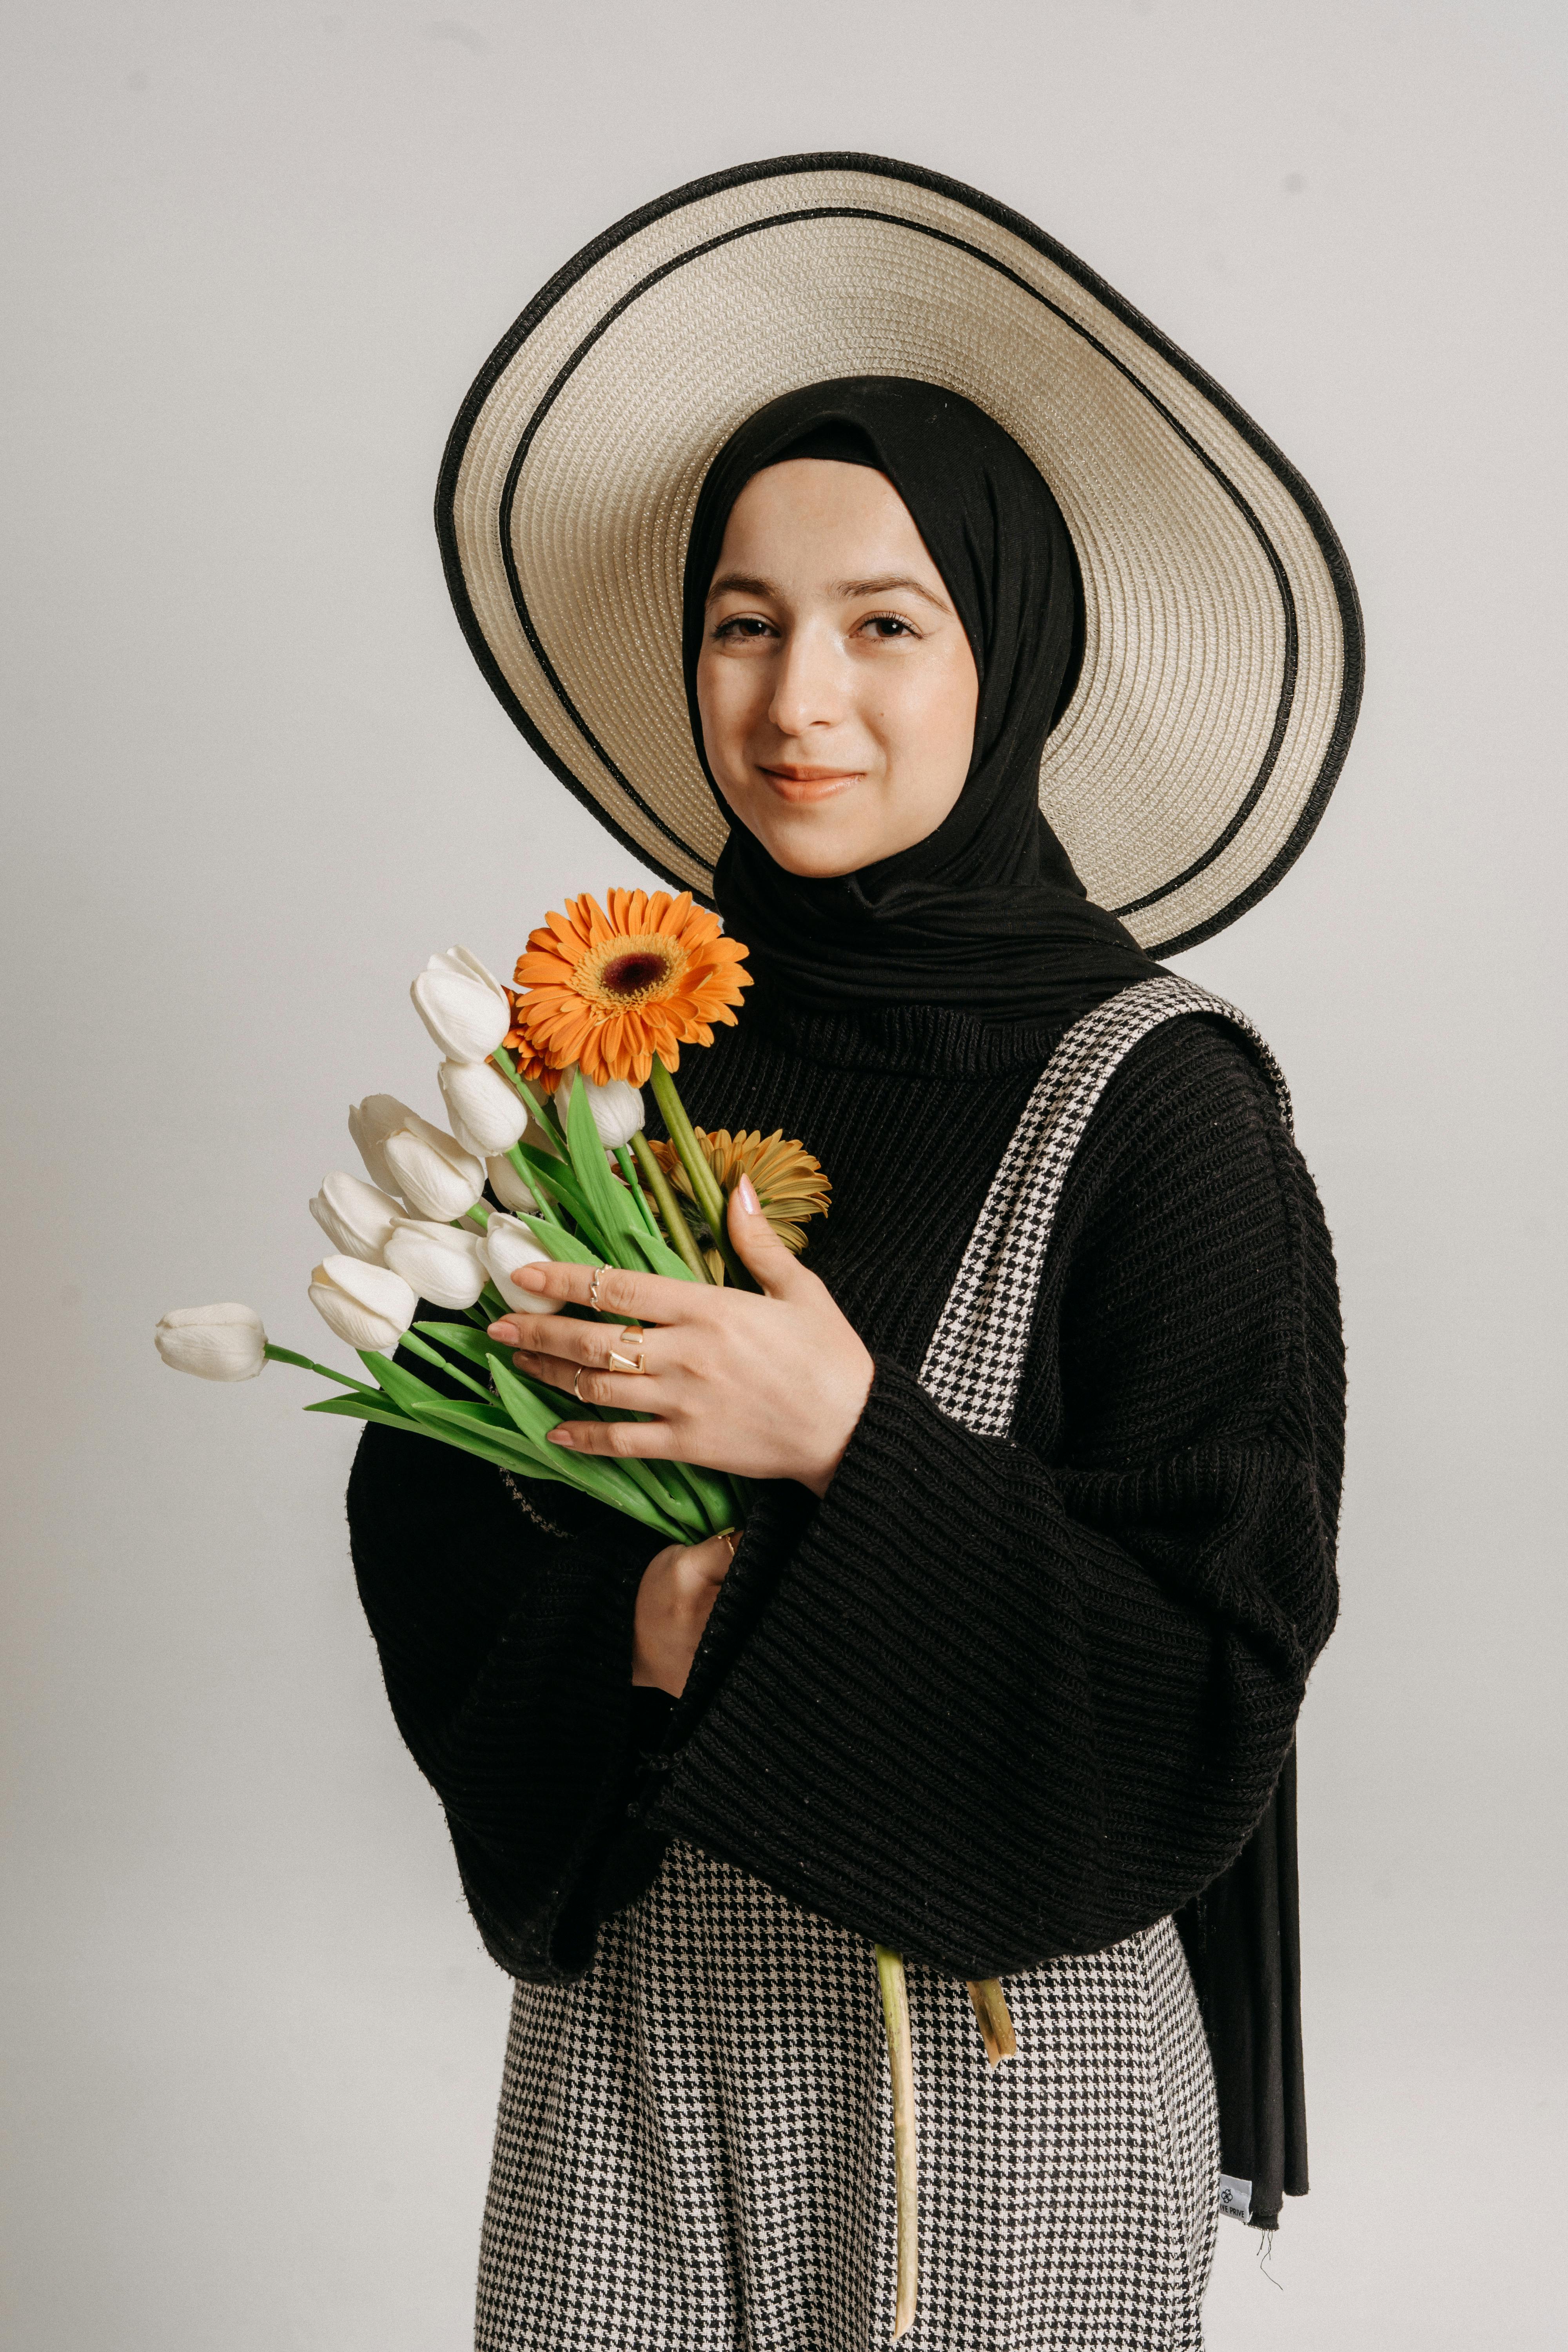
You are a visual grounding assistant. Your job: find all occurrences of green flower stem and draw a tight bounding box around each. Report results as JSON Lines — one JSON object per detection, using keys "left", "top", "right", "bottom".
{"left": 481, "top": 1049, "right": 566, "bottom": 1226}
{"left": 614, "top": 1143, "right": 661, "bottom": 1238}
{"left": 505, "top": 1142, "right": 563, "bottom": 1227}
{"left": 264, "top": 1343, "right": 381, "bottom": 1396}
{"left": 629, "top": 1131, "right": 711, "bottom": 1284}
{"left": 649, "top": 1054, "right": 726, "bottom": 1229}
{"left": 490, "top": 1047, "right": 568, "bottom": 1152}
{"left": 397, "top": 1329, "right": 494, "bottom": 1403}
{"left": 462, "top": 1205, "right": 489, "bottom": 1231}
{"left": 649, "top": 1054, "right": 753, "bottom": 1291}
{"left": 875, "top": 1944, "right": 920, "bottom": 2339}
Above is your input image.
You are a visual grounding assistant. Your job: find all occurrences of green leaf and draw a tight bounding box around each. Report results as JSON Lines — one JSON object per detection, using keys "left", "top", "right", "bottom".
{"left": 613, "top": 1143, "right": 661, "bottom": 1240}
{"left": 443, "top": 1261, "right": 711, "bottom": 1533}
{"left": 412, "top": 1320, "right": 495, "bottom": 1366}
{"left": 362, "top": 1353, "right": 564, "bottom": 1478}
{"left": 518, "top": 1217, "right": 601, "bottom": 1268}
{"left": 311, "top": 1369, "right": 691, "bottom": 1540}
{"left": 563, "top": 1076, "right": 647, "bottom": 1255}
{"left": 304, "top": 1393, "right": 414, "bottom": 1430}
{"left": 660, "top": 1454, "right": 737, "bottom": 1534}
{"left": 625, "top": 1223, "right": 701, "bottom": 1282}
{"left": 488, "top": 1353, "right": 568, "bottom": 1444}
{"left": 510, "top": 1142, "right": 609, "bottom": 1254}
{"left": 356, "top": 1351, "right": 457, "bottom": 1420}
{"left": 410, "top": 1395, "right": 512, "bottom": 1434}
{"left": 305, "top": 1394, "right": 528, "bottom": 1474}
{"left": 593, "top": 1411, "right": 707, "bottom": 1537}
{"left": 521, "top": 1171, "right": 695, "bottom": 1283}
{"left": 307, "top": 1387, "right": 598, "bottom": 1493}
{"left": 488, "top": 1357, "right": 684, "bottom": 1539}
{"left": 405, "top": 1396, "right": 559, "bottom": 1471}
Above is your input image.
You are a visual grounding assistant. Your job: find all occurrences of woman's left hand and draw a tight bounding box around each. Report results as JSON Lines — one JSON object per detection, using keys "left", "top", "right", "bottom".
{"left": 485, "top": 1175, "right": 874, "bottom": 1496}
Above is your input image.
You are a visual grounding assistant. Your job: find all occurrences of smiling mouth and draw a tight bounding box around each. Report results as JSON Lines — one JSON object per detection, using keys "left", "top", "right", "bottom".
{"left": 757, "top": 764, "right": 864, "bottom": 803}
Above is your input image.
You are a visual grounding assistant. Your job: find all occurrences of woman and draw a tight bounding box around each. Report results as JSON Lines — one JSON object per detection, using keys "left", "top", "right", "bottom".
{"left": 355, "top": 162, "right": 1358, "bottom": 2350}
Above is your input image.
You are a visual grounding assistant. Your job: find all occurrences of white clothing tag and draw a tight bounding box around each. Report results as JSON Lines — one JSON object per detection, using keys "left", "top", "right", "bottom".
{"left": 1217, "top": 2174, "right": 1253, "bottom": 2225}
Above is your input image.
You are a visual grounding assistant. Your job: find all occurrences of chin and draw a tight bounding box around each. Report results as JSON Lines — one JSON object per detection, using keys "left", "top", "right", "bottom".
{"left": 720, "top": 786, "right": 883, "bottom": 879}
{"left": 751, "top": 825, "right": 864, "bottom": 880}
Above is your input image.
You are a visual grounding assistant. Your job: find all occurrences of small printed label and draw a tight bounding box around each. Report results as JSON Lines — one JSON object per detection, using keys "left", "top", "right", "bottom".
{"left": 1217, "top": 2174, "right": 1253, "bottom": 2225}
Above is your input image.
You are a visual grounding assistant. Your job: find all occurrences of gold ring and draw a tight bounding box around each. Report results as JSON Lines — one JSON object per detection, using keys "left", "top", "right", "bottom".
{"left": 607, "top": 1327, "right": 646, "bottom": 1374}
{"left": 588, "top": 1266, "right": 605, "bottom": 1312}
{"left": 573, "top": 1364, "right": 588, "bottom": 1401}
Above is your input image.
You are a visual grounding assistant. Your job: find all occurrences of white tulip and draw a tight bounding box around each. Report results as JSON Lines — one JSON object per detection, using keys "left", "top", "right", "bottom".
{"left": 308, "top": 1254, "right": 417, "bottom": 1352}
{"left": 410, "top": 946, "right": 512, "bottom": 1063}
{"left": 523, "top": 1110, "right": 568, "bottom": 1158}
{"left": 486, "top": 1151, "right": 540, "bottom": 1214}
{"left": 556, "top": 1065, "right": 645, "bottom": 1152}
{"left": 379, "top": 1113, "right": 484, "bottom": 1222}
{"left": 438, "top": 1056, "right": 529, "bottom": 1158}
{"left": 477, "top": 1216, "right": 565, "bottom": 1316}
{"left": 309, "top": 1170, "right": 403, "bottom": 1265}
{"left": 348, "top": 1093, "right": 416, "bottom": 1194}
{"left": 155, "top": 1302, "right": 268, "bottom": 1382}
{"left": 383, "top": 1218, "right": 487, "bottom": 1309}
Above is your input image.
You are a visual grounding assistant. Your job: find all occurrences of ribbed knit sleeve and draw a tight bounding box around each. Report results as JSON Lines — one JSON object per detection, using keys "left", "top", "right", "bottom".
{"left": 347, "top": 1421, "right": 657, "bottom": 1979}
{"left": 641, "top": 1022, "right": 1343, "bottom": 1978}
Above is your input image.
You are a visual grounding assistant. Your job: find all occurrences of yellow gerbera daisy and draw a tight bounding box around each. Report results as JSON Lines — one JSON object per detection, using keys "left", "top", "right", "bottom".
{"left": 650, "top": 1127, "right": 830, "bottom": 1281}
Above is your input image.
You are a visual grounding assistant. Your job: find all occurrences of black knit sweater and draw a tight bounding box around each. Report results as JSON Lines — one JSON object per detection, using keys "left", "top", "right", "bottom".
{"left": 347, "top": 987, "right": 1343, "bottom": 2206}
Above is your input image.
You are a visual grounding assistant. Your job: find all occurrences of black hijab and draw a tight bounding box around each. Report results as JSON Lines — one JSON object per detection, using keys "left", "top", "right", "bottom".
{"left": 681, "top": 376, "right": 1161, "bottom": 1027}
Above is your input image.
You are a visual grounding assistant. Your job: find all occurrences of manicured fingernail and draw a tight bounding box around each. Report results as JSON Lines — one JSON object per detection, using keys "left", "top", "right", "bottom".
{"left": 548, "top": 1428, "right": 573, "bottom": 1446}
{"left": 486, "top": 1323, "right": 511, "bottom": 1339}
{"left": 515, "top": 1265, "right": 548, "bottom": 1288}
{"left": 737, "top": 1173, "right": 760, "bottom": 1214}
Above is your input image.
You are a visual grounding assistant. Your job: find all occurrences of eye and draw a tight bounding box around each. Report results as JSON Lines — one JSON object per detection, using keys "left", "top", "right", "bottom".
{"left": 858, "top": 613, "right": 920, "bottom": 640}
{"left": 712, "top": 614, "right": 777, "bottom": 643}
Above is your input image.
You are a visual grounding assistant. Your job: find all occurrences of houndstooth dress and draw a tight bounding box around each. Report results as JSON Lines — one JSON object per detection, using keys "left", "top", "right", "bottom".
{"left": 475, "top": 979, "right": 1290, "bottom": 2352}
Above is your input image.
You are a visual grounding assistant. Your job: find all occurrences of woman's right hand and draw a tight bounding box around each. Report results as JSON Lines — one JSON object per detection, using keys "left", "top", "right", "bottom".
{"left": 633, "top": 1529, "right": 738, "bottom": 1697}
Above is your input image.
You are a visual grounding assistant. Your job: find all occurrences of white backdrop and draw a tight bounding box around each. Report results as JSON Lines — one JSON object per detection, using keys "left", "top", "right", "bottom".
{"left": 3, "top": 5, "right": 1563, "bottom": 2346}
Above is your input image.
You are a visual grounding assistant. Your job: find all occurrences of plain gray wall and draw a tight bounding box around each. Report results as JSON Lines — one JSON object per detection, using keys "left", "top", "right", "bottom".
{"left": 3, "top": 3, "right": 1563, "bottom": 2345}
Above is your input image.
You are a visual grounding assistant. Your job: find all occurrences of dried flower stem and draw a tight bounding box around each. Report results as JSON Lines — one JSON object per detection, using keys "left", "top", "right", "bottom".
{"left": 875, "top": 1944, "right": 919, "bottom": 2339}
{"left": 965, "top": 1977, "right": 1018, "bottom": 2068}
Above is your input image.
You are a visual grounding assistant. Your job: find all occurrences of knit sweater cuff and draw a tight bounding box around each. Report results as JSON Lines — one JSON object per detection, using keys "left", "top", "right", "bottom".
{"left": 821, "top": 1349, "right": 982, "bottom": 1557}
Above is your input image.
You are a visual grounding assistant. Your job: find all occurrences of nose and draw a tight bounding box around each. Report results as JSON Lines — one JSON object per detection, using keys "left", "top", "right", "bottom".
{"left": 767, "top": 621, "right": 845, "bottom": 740}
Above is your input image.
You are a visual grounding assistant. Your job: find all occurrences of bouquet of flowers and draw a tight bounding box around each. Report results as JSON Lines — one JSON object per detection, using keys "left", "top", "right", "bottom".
{"left": 156, "top": 883, "right": 1006, "bottom": 2339}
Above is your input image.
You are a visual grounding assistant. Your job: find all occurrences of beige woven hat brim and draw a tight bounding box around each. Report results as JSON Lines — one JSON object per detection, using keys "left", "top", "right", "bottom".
{"left": 437, "top": 154, "right": 1362, "bottom": 955}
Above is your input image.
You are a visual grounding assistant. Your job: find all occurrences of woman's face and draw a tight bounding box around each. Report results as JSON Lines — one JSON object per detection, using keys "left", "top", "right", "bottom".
{"left": 695, "top": 459, "right": 979, "bottom": 878}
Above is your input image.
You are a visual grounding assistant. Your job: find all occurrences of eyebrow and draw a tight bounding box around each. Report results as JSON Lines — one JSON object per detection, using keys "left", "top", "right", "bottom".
{"left": 705, "top": 570, "right": 952, "bottom": 612}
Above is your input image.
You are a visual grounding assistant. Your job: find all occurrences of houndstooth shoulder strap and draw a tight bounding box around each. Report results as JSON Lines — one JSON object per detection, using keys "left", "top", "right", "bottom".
{"left": 917, "top": 976, "right": 1291, "bottom": 1439}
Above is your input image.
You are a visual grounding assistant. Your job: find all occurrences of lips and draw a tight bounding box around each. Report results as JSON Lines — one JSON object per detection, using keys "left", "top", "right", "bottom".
{"left": 757, "top": 765, "right": 863, "bottom": 803}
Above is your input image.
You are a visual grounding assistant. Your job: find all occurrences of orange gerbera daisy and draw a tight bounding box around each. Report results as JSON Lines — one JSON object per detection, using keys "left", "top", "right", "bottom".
{"left": 501, "top": 989, "right": 563, "bottom": 1093}
{"left": 511, "top": 888, "right": 751, "bottom": 1087}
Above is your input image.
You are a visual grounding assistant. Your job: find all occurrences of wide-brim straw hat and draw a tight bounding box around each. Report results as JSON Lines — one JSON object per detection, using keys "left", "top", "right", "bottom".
{"left": 437, "top": 153, "right": 1362, "bottom": 956}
